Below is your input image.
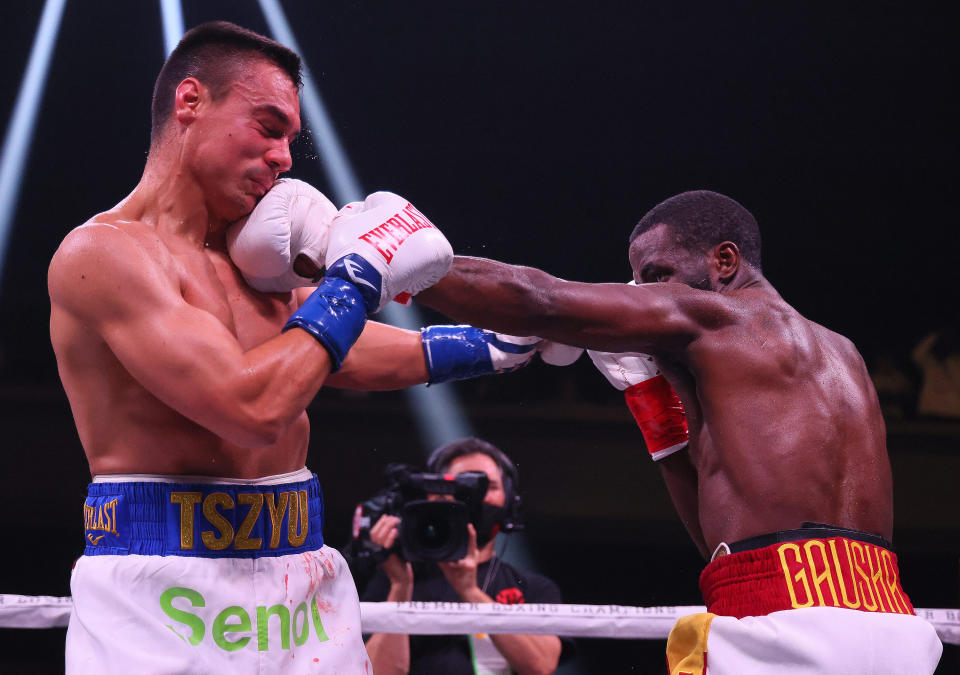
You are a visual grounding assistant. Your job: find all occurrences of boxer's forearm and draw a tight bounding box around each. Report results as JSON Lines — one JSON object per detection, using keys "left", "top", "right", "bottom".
{"left": 324, "top": 321, "right": 429, "bottom": 390}
{"left": 419, "top": 256, "right": 684, "bottom": 353}
{"left": 417, "top": 256, "right": 565, "bottom": 336}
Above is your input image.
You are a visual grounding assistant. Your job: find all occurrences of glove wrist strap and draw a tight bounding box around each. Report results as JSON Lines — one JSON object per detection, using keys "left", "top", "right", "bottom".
{"left": 624, "top": 375, "right": 690, "bottom": 459}
{"left": 421, "top": 325, "right": 493, "bottom": 384}
{"left": 283, "top": 278, "right": 367, "bottom": 372}
{"left": 325, "top": 254, "right": 383, "bottom": 315}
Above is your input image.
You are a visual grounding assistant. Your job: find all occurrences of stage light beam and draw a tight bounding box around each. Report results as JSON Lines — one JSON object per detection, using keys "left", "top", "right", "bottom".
{"left": 159, "top": 0, "right": 185, "bottom": 57}
{"left": 0, "top": 0, "right": 68, "bottom": 293}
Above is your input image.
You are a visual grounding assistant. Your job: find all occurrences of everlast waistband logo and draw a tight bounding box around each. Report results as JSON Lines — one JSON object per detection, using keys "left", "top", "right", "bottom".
{"left": 358, "top": 203, "right": 437, "bottom": 264}
{"left": 777, "top": 538, "right": 912, "bottom": 614}
{"left": 84, "top": 498, "right": 118, "bottom": 545}
{"left": 170, "top": 490, "right": 309, "bottom": 552}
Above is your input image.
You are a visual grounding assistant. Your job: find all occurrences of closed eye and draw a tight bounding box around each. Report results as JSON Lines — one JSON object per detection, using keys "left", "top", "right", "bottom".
{"left": 260, "top": 123, "right": 284, "bottom": 139}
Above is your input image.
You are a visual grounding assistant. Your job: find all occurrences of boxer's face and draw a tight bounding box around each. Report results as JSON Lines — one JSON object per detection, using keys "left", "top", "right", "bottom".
{"left": 445, "top": 453, "right": 506, "bottom": 508}
{"left": 187, "top": 59, "right": 301, "bottom": 223}
{"left": 629, "top": 223, "right": 713, "bottom": 291}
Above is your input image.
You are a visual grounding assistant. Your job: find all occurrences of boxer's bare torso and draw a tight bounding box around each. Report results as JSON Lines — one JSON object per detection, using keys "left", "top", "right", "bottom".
{"left": 50, "top": 213, "right": 309, "bottom": 479}
{"left": 652, "top": 285, "right": 891, "bottom": 554}
{"left": 418, "top": 226, "right": 892, "bottom": 557}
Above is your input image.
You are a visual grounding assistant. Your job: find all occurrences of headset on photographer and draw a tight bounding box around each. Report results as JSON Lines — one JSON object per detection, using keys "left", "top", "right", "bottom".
{"left": 426, "top": 437, "right": 523, "bottom": 534}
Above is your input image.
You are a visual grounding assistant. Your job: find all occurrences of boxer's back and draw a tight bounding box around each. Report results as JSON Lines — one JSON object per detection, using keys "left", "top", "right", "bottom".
{"left": 49, "top": 213, "right": 310, "bottom": 478}
{"left": 668, "top": 288, "right": 892, "bottom": 550}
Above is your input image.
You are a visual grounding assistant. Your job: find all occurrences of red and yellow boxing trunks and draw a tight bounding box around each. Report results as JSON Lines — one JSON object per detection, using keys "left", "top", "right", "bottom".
{"left": 666, "top": 524, "right": 943, "bottom": 675}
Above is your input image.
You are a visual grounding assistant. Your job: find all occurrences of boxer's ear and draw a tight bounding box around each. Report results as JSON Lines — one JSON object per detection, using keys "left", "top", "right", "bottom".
{"left": 714, "top": 241, "right": 740, "bottom": 283}
{"left": 174, "top": 78, "right": 203, "bottom": 126}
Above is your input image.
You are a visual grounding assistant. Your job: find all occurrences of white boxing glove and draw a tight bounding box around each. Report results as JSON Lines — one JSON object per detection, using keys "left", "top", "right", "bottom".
{"left": 539, "top": 341, "right": 584, "bottom": 366}
{"left": 226, "top": 178, "right": 337, "bottom": 292}
{"left": 324, "top": 192, "right": 453, "bottom": 314}
{"left": 588, "top": 349, "right": 689, "bottom": 460}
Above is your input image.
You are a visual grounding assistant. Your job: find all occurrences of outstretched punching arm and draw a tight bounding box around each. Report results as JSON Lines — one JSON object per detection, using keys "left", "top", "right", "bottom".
{"left": 417, "top": 256, "right": 728, "bottom": 356}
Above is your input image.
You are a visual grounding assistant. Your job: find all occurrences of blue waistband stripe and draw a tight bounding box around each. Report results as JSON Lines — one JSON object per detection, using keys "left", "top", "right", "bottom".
{"left": 82, "top": 474, "right": 324, "bottom": 558}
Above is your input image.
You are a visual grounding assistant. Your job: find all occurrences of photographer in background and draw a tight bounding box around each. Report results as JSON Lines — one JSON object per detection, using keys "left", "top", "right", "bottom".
{"left": 362, "top": 438, "right": 564, "bottom": 675}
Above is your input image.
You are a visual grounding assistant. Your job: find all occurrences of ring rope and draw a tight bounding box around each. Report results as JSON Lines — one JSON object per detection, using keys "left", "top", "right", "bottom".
{"left": 2, "top": 595, "right": 957, "bottom": 645}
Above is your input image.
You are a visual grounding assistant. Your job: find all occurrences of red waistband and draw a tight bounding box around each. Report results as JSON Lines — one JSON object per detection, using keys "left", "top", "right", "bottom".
{"left": 699, "top": 536, "right": 915, "bottom": 618}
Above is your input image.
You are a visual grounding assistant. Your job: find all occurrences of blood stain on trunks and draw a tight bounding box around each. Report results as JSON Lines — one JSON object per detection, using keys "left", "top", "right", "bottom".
{"left": 316, "top": 549, "right": 337, "bottom": 577}
{"left": 299, "top": 554, "right": 323, "bottom": 596}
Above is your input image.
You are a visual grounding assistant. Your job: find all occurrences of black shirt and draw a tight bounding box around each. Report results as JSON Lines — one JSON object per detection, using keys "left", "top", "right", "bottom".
{"left": 362, "top": 557, "right": 564, "bottom": 674}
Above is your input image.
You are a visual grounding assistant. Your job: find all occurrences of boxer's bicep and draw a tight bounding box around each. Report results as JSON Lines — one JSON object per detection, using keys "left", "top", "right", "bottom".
{"left": 52, "top": 227, "right": 243, "bottom": 405}
{"left": 324, "top": 320, "right": 428, "bottom": 390}
{"left": 534, "top": 281, "right": 705, "bottom": 353}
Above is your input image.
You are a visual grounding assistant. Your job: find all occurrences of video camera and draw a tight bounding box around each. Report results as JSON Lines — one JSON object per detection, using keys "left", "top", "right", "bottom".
{"left": 349, "top": 463, "right": 489, "bottom": 563}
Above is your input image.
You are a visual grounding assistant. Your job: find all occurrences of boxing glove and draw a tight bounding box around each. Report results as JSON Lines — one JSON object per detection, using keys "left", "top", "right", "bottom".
{"left": 284, "top": 278, "right": 367, "bottom": 372}
{"left": 588, "top": 349, "right": 689, "bottom": 460}
{"left": 324, "top": 192, "right": 453, "bottom": 314}
{"left": 539, "top": 342, "right": 584, "bottom": 366}
{"left": 421, "top": 326, "right": 540, "bottom": 384}
{"left": 227, "top": 178, "right": 336, "bottom": 292}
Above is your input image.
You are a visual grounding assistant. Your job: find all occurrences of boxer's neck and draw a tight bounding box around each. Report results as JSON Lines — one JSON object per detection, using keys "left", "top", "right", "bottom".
{"left": 127, "top": 142, "right": 228, "bottom": 250}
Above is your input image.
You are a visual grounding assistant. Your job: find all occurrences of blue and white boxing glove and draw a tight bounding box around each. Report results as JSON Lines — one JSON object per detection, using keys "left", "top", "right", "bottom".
{"left": 421, "top": 325, "right": 540, "bottom": 384}
{"left": 284, "top": 191, "right": 452, "bottom": 372}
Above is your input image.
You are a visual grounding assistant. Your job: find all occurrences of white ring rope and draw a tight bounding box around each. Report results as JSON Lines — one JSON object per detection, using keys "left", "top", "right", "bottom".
{"left": 2, "top": 595, "right": 957, "bottom": 645}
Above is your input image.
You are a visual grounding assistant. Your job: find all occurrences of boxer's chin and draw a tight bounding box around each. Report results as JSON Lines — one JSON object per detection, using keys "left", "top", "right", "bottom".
{"left": 221, "top": 191, "right": 259, "bottom": 223}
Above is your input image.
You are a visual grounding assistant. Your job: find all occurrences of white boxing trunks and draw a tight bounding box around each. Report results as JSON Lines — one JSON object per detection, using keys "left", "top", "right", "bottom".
{"left": 66, "top": 468, "right": 371, "bottom": 674}
{"left": 666, "top": 525, "right": 943, "bottom": 674}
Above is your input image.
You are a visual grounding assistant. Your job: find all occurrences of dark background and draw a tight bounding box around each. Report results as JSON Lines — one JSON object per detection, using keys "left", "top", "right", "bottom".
{"left": 0, "top": 1, "right": 957, "bottom": 673}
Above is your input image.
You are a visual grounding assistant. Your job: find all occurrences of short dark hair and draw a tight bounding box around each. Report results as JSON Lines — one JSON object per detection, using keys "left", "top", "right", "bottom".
{"left": 150, "top": 21, "right": 302, "bottom": 144}
{"left": 427, "top": 437, "right": 515, "bottom": 476}
{"left": 629, "top": 190, "right": 762, "bottom": 269}
{"left": 427, "top": 437, "right": 523, "bottom": 532}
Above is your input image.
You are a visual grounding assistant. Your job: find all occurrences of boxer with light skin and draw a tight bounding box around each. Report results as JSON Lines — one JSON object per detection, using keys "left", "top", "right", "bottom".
{"left": 47, "top": 21, "right": 540, "bottom": 674}
{"left": 416, "top": 191, "right": 943, "bottom": 674}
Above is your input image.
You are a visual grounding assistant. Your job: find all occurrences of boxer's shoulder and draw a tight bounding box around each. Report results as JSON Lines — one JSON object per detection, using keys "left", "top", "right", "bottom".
{"left": 57, "top": 211, "right": 173, "bottom": 262}
{"left": 49, "top": 213, "right": 179, "bottom": 311}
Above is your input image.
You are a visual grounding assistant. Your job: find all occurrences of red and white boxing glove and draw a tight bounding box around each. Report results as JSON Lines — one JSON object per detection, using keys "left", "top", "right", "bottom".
{"left": 588, "top": 349, "right": 689, "bottom": 460}
{"left": 226, "top": 178, "right": 336, "bottom": 292}
{"left": 325, "top": 192, "right": 453, "bottom": 314}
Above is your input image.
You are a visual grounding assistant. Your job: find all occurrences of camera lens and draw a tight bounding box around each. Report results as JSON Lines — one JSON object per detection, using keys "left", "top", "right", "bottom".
{"left": 419, "top": 519, "right": 448, "bottom": 546}
{"left": 399, "top": 500, "right": 470, "bottom": 562}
